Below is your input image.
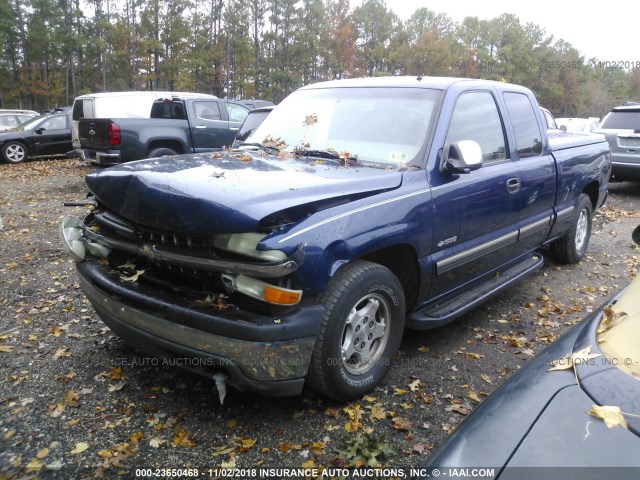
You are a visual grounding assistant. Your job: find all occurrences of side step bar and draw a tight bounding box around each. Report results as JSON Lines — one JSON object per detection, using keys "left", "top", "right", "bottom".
{"left": 407, "top": 253, "right": 543, "bottom": 330}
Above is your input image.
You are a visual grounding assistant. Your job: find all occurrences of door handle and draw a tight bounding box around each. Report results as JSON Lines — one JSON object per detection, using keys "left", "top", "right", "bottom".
{"left": 507, "top": 178, "right": 520, "bottom": 194}
{"left": 195, "top": 125, "right": 206, "bottom": 129}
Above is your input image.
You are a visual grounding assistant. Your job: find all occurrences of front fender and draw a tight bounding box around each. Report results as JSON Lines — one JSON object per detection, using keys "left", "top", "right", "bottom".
{"left": 261, "top": 173, "right": 433, "bottom": 295}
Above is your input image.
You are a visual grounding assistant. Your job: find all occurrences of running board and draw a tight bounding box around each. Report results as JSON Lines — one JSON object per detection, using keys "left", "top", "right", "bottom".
{"left": 407, "top": 253, "right": 543, "bottom": 330}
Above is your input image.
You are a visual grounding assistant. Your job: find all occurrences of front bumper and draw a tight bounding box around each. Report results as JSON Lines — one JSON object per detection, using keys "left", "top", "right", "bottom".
{"left": 75, "top": 260, "right": 322, "bottom": 395}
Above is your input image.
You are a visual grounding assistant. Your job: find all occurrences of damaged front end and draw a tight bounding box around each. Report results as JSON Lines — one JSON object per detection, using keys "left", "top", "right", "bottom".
{"left": 60, "top": 151, "right": 405, "bottom": 396}
{"left": 60, "top": 203, "right": 323, "bottom": 396}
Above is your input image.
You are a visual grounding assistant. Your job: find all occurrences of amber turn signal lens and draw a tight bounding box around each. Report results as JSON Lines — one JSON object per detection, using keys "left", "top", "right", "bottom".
{"left": 264, "top": 287, "right": 301, "bottom": 305}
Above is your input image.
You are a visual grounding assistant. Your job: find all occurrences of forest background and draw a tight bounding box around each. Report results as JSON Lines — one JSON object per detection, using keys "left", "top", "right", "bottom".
{"left": 1, "top": 0, "right": 638, "bottom": 117}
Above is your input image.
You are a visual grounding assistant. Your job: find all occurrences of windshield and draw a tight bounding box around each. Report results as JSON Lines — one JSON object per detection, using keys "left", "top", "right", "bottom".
{"left": 247, "top": 87, "right": 441, "bottom": 166}
{"left": 14, "top": 115, "right": 47, "bottom": 131}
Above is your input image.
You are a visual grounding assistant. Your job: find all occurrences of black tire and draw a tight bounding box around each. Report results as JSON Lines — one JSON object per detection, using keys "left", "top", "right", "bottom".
{"left": 147, "top": 147, "right": 177, "bottom": 158}
{"left": 551, "top": 193, "right": 592, "bottom": 264}
{"left": 307, "top": 260, "right": 405, "bottom": 401}
{"left": 1, "top": 141, "right": 28, "bottom": 164}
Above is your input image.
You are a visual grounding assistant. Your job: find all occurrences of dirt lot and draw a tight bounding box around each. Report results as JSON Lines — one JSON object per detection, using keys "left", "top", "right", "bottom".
{"left": 1, "top": 159, "right": 639, "bottom": 479}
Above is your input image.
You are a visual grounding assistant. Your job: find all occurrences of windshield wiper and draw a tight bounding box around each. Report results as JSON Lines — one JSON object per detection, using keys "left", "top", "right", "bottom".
{"left": 294, "top": 149, "right": 359, "bottom": 166}
{"left": 234, "top": 141, "right": 281, "bottom": 154}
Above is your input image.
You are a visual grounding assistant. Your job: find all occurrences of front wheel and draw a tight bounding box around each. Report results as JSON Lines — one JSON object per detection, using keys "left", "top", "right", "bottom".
{"left": 551, "top": 193, "right": 593, "bottom": 264}
{"left": 2, "top": 141, "right": 28, "bottom": 164}
{"left": 307, "top": 260, "right": 405, "bottom": 401}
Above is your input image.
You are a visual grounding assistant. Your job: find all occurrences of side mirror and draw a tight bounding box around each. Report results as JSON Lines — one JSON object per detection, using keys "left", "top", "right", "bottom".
{"left": 559, "top": 125, "right": 567, "bottom": 132}
{"left": 35, "top": 127, "right": 45, "bottom": 134}
{"left": 442, "top": 140, "right": 483, "bottom": 174}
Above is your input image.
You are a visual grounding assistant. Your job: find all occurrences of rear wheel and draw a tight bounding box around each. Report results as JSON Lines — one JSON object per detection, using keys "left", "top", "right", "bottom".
{"left": 551, "top": 193, "right": 592, "bottom": 264}
{"left": 307, "top": 260, "right": 405, "bottom": 401}
{"left": 2, "top": 141, "right": 28, "bottom": 164}
{"left": 147, "top": 147, "right": 177, "bottom": 158}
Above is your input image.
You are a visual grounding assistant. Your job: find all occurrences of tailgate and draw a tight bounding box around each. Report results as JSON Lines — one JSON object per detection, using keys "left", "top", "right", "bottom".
{"left": 79, "top": 119, "right": 119, "bottom": 150}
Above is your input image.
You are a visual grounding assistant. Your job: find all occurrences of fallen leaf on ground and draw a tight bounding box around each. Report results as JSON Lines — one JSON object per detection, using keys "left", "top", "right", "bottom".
{"left": 70, "top": 442, "right": 89, "bottom": 454}
{"left": 468, "top": 391, "right": 482, "bottom": 403}
{"left": 172, "top": 430, "right": 196, "bottom": 448}
{"left": 409, "top": 379, "right": 421, "bottom": 391}
{"left": 149, "top": 437, "right": 166, "bottom": 448}
{"left": 392, "top": 417, "right": 412, "bottom": 431}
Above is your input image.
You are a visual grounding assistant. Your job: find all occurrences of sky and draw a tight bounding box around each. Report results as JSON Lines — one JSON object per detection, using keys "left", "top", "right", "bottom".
{"left": 365, "top": 0, "right": 635, "bottom": 64}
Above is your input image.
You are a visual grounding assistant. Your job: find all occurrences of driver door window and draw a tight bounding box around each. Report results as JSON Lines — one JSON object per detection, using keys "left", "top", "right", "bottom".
{"left": 445, "top": 92, "right": 508, "bottom": 163}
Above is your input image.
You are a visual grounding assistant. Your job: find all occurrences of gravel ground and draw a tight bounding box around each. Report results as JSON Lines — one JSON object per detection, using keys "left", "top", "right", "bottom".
{"left": 1, "top": 159, "right": 638, "bottom": 479}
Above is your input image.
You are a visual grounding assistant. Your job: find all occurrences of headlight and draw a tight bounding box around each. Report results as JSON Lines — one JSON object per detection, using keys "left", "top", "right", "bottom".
{"left": 213, "top": 233, "right": 287, "bottom": 262}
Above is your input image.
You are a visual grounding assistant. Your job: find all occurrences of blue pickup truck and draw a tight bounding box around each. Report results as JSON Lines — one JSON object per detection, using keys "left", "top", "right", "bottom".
{"left": 61, "top": 77, "right": 610, "bottom": 401}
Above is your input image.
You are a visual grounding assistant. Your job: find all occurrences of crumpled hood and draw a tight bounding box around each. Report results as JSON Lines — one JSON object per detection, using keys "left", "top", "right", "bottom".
{"left": 85, "top": 153, "right": 403, "bottom": 233}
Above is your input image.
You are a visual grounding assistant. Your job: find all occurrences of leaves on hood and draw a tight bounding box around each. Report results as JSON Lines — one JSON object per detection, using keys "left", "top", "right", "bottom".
{"left": 302, "top": 114, "right": 318, "bottom": 126}
{"left": 597, "top": 306, "right": 627, "bottom": 335}
{"left": 588, "top": 405, "right": 629, "bottom": 429}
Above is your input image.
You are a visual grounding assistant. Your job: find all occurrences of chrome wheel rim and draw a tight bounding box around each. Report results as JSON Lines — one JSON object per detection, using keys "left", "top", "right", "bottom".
{"left": 575, "top": 208, "right": 589, "bottom": 252}
{"left": 341, "top": 293, "right": 390, "bottom": 375}
{"left": 6, "top": 144, "right": 26, "bottom": 162}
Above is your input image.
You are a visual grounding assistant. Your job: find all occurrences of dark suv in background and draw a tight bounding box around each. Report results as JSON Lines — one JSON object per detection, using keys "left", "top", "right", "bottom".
{"left": 598, "top": 102, "right": 640, "bottom": 182}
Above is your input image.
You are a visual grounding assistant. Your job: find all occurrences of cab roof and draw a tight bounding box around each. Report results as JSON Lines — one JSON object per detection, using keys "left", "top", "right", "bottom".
{"left": 299, "top": 76, "right": 532, "bottom": 95}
